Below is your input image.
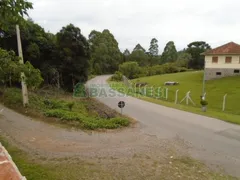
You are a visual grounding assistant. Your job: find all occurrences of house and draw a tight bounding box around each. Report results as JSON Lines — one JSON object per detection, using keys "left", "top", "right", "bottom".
{"left": 202, "top": 42, "right": 240, "bottom": 80}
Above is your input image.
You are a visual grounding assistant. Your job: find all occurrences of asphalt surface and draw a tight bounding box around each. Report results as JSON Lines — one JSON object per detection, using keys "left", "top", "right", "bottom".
{"left": 88, "top": 75, "right": 240, "bottom": 177}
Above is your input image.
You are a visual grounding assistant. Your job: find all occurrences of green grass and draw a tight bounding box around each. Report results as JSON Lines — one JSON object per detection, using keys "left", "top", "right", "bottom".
{"left": 44, "top": 109, "right": 129, "bottom": 130}
{"left": 109, "top": 71, "right": 240, "bottom": 125}
{"left": 0, "top": 88, "right": 130, "bottom": 130}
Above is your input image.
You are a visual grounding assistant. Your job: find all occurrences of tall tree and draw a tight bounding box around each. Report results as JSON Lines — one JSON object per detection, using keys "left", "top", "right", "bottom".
{"left": 176, "top": 51, "right": 192, "bottom": 68}
{"left": 148, "top": 38, "right": 159, "bottom": 56}
{"left": 0, "top": 0, "right": 33, "bottom": 30}
{"left": 128, "top": 50, "right": 148, "bottom": 66}
{"left": 161, "top": 41, "right": 178, "bottom": 64}
{"left": 0, "top": 19, "right": 59, "bottom": 85}
{"left": 123, "top": 49, "right": 130, "bottom": 62}
{"left": 89, "top": 29, "right": 122, "bottom": 74}
{"left": 133, "top": 44, "right": 145, "bottom": 52}
{"left": 123, "top": 49, "right": 130, "bottom": 56}
{"left": 186, "top": 41, "right": 211, "bottom": 69}
{"left": 148, "top": 38, "right": 159, "bottom": 65}
{"left": 56, "top": 24, "right": 90, "bottom": 90}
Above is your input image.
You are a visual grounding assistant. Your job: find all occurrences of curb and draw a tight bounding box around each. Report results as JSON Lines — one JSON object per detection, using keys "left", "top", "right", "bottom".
{"left": 0, "top": 142, "right": 26, "bottom": 180}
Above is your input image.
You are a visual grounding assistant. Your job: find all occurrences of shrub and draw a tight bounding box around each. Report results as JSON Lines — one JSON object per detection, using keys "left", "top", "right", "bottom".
{"left": 138, "top": 64, "right": 181, "bottom": 77}
{"left": 66, "top": 102, "right": 75, "bottom": 111}
{"left": 81, "top": 117, "right": 130, "bottom": 130}
{"left": 44, "top": 109, "right": 85, "bottom": 121}
{"left": 44, "top": 109, "right": 130, "bottom": 130}
{"left": 43, "top": 99, "right": 64, "bottom": 109}
{"left": 111, "top": 71, "right": 123, "bottom": 81}
{"left": 119, "top": 61, "right": 140, "bottom": 79}
{"left": 179, "top": 67, "right": 188, "bottom": 72}
{"left": 161, "top": 63, "right": 179, "bottom": 74}
{"left": 1, "top": 88, "right": 22, "bottom": 106}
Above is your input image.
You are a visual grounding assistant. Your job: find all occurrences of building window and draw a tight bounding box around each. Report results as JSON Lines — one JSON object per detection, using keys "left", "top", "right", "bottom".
{"left": 234, "top": 69, "right": 240, "bottom": 73}
{"left": 212, "top": 57, "right": 218, "bottom": 63}
{"left": 225, "top": 57, "right": 232, "bottom": 63}
{"left": 216, "top": 72, "right": 222, "bottom": 76}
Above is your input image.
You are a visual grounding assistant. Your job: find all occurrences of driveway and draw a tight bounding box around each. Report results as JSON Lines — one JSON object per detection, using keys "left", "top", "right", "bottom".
{"left": 87, "top": 75, "right": 240, "bottom": 177}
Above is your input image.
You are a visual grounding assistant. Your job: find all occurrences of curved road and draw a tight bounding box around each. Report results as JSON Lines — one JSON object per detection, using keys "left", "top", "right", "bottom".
{"left": 0, "top": 75, "right": 240, "bottom": 177}
{"left": 88, "top": 75, "right": 240, "bottom": 177}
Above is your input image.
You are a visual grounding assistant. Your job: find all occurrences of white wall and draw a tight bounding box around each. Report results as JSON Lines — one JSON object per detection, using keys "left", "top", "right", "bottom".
{"left": 205, "top": 55, "right": 240, "bottom": 68}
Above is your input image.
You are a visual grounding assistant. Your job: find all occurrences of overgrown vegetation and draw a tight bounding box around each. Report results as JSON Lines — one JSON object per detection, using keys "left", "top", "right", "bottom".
{"left": 0, "top": 49, "right": 43, "bottom": 89}
{"left": 0, "top": 88, "right": 130, "bottom": 130}
{"left": 112, "top": 61, "right": 191, "bottom": 80}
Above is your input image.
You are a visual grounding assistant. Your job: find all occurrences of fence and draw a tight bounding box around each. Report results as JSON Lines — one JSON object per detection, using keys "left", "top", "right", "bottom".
{"left": 119, "top": 77, "right": 240, "bottom": 115}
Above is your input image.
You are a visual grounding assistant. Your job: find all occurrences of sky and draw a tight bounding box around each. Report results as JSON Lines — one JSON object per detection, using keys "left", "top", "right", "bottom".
{"left": 28, "top": 0, "right": 240, "bottom": 53}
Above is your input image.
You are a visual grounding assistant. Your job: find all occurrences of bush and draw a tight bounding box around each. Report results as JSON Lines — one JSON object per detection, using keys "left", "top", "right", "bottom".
{"left": 44, "top": 99, "right": 65, "bottom": 109}
{"left": 44, "top": 109, "right": 130, "bottom": 130}
{"left": 66, "top": 102, "right": 75, "bottom": 111}
{"left": 0, "top": 88, "right": 22, "bottom": 106}
{"left": 119, "top": 61, "right": 140, "bottom": 79}
{"left": 111, "top": 71, "right": 123, "bottom": 81}
{"left": 82, "top": 117, "right": 130, "bottom": 130}
{"left": 179, "top": 67, "right": 188, "bottom": 72}
{"left": 44, "top": 109, "right": 85, "bottom": 121}
{"left": 161, "top": 63, "right": 179, "bottom": 74}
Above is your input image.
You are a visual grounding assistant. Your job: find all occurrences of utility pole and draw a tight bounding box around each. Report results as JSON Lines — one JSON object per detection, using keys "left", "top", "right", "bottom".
{"left": 16, "top": 25, "right": 29, "bottom": 106}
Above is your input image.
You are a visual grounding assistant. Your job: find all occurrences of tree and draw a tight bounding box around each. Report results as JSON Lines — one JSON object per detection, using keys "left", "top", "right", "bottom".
{"left": 56, "top": 24, "right": 90, "bottom": 90}
{"left": 119, "top": 62, "right": 140, "bottom": 79}
{"left": 122, "top": 49, "right": 130, "bottom": 62}
{"left": 148, "top": 38, "right": 160, "bottom": 66}
{"left": 186, "top": 41, "right": 211, "bottom": 69}
{"left": 128, "top": 50, "right": 148, "bottom": 66}
{"left": 0, "top": 48, "right": 43, "bottom": 89}
{"left": 149, "top": 38, "right": 159, "bottom": 56}
{"left": 123, "top": 49, "right": 130, "bottom": 56}
{"left": 22, "top": 61, "right": 43, "bottom": 90}
{"left": 89, "top": 29, "right": 122, "bottom": 74}
{"left": 0, "top": 19, "right": 59, "bottom": 85}
{"left": 0, "top": 49, "right": 21, "bottom": 87}
{"left": 133, "top": 44, "right": 145, "bottom": 52}
{"left": 176, "top": 51, "right": 192, "bottom": 68}
{"left": 0, "top": 0, "right": 33, "bottom": 30}
{"left": 161, "top": 41, "right": 178, "bottom": 64}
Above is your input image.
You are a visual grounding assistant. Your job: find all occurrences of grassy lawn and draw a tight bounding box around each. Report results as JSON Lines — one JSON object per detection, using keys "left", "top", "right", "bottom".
{"left": 109, "top": 71, "right": 240, "bottom": 125}
{"left": 0, "top": 88, "right": 130, "bottom": 130}
{"left": 0, "top": 136, "right": 238, "bottom": 180}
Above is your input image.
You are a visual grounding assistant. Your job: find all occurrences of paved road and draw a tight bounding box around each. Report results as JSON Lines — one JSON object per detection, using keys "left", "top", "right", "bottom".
{"left": 88, "top": 75, "right": 240, "bottom": 177}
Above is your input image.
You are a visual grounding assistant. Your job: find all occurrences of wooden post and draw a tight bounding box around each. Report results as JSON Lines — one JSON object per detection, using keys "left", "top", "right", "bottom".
{"left": 175, "top": 89, "right": 179, "bottom": 104}
{"left": 222, "top": 94, "right": 227, "bottom": 111}
{"left": 165, "top": 88, "right": 168, "bottom": 100}
{"left": 16, "top": 25, "right": 29, "bottom": 106}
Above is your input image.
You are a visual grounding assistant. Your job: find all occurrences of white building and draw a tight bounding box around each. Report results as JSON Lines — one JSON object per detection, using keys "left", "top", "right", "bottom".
{"left": 202, "top": 42, "right": 240, "bottom": 80}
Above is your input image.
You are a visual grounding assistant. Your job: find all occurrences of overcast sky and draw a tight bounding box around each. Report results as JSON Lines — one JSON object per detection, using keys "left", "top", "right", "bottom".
{"left": 28, "top": 0, "right": 240, "bottom": 53}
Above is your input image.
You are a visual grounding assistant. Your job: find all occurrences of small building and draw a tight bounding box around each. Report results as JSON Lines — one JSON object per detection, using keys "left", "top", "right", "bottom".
{"left": 202, "top": 42, "right": 240, "bottom": 80}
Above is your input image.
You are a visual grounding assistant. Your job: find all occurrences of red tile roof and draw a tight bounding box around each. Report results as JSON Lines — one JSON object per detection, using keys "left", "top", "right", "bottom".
{"left": 203, "top": 42, "right": 240, "bottom": 55}
{"left": 0, "top": 143, "right": 26, "bottom": 180}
